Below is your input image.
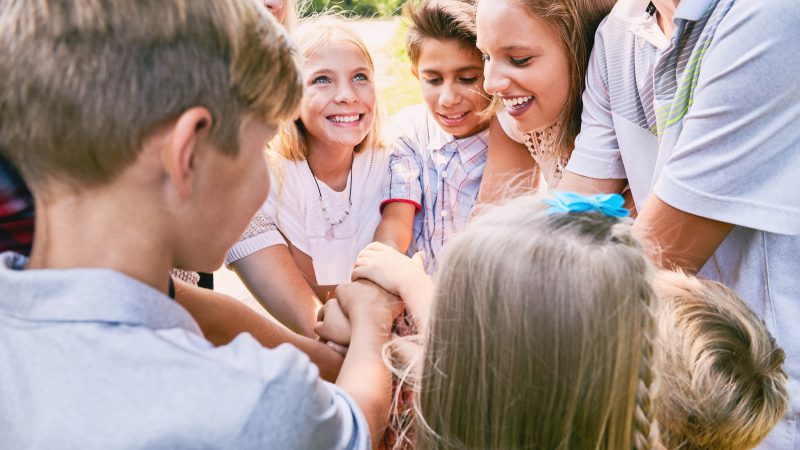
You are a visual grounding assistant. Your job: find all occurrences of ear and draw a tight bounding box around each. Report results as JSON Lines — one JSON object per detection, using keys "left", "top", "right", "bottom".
{"left": 411, "top": 65, "right": 419, "bottom": 80}
{"left": 162, "top": 107, "right": 213, "bottom": 198}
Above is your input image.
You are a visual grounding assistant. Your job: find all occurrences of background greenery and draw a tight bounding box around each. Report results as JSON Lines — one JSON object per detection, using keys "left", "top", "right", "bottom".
{"left": 302, "top": 0, "right": 407, "bottom": 17}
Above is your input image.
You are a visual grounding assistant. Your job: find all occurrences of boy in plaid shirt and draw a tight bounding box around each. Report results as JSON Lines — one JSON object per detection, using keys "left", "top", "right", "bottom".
{"left": 373, "top": 0, "right": 490, "bottom": 274}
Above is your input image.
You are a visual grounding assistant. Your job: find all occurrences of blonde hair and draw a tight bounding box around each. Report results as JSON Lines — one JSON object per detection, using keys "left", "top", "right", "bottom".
{"left": 654, "top": 270, "right": 788, "bottom": 450}
{"left": 0, "top": 0, "right": 303, "bottom": 190}
{"left": 416, "top": 194, "right": 661, "bottom": 449}
{"left": 481, "top": 0, "right": 614, "bottom": 159}
{"left": 269, "top": 15, "right": 383, "bottom": 161}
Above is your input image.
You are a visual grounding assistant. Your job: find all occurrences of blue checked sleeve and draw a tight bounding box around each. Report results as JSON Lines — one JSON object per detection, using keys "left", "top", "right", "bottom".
{"left": 381, "top": 136, "right": 423, "bottom": 211}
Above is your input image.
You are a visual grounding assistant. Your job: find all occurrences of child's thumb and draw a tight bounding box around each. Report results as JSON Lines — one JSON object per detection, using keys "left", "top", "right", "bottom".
{"left": 411, "top": 251, "right": 425, "bottom": 267}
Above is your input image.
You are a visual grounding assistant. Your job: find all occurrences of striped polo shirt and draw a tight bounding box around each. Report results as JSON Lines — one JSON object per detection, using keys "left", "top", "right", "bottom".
{"left": 566, "top": 1, "right": 800, "bottom": 447}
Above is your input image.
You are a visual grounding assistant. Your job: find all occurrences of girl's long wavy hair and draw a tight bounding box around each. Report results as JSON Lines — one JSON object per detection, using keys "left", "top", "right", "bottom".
{"left": 412, "top": 194, "right": 662, "bottom": 449}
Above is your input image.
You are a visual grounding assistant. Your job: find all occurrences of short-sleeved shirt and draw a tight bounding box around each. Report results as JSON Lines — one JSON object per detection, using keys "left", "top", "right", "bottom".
{"left": 227, "top": 148, "right": 390, "bottom": 286}
{"left": 566, "top": 1, "right": 800, "bottom": 446}
{"left": 0, "top": 156, "right": 34, "bottom": 255}
{"left": 383, "top": 104, "right": 489, "bottom": 274}
{"left": 0, "top": 252, "right": 370, "bottom": 449}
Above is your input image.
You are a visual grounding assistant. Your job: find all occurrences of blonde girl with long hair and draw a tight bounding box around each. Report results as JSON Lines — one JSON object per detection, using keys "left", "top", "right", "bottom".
{"left": 342, "top": 192, "right": 662, "bottom": 449}
{"left": 226, "top": 16, "right": 389, "bottom": 339}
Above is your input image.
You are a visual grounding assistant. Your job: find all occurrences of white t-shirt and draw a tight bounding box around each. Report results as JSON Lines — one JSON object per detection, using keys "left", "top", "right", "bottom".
{"left": 263, "top": 148, "right": 390, "bottom": 286}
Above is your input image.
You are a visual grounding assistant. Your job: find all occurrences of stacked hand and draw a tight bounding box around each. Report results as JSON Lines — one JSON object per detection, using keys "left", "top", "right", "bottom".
{"left": 315, "top": 279, "right": 403, "bottom": 354}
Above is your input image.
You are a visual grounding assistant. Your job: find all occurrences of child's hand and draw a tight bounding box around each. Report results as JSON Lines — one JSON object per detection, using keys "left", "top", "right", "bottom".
{"left": 352, "top": 242, "right": 426, "bottom": 297}
{"left": 335, "top": 279, "right": 403, "bottom": 333}
{"left": 314, "top": 299, "right": 351, "bottom": 349}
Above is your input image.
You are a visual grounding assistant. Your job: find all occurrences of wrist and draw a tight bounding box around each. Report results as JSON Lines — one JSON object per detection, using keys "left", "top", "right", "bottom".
{"left": 349, "top": 318, "right": 392, "bottom": 349}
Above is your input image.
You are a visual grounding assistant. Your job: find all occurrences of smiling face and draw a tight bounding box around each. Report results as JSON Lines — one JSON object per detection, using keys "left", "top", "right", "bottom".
{"left": 476, "top": 0, "right": 570, "bottom": 133}
{"left": 414, "top": 38, "right": 490, "bottom": 138}
{"left": 299, "top": 40, "right": 376, "bottom": 153}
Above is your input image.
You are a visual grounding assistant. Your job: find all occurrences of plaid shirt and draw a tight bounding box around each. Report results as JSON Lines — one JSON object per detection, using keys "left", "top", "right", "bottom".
{"left": 0, "top": 156, "right": 34, "bottom": 256}
{"left": 383, "top": 105, "right": 488, "bottom": 274}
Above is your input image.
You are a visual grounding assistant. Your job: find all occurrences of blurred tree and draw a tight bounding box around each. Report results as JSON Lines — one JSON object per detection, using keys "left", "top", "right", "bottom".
{"left": 302, "top": 0, "right": 406, "bottom": 17}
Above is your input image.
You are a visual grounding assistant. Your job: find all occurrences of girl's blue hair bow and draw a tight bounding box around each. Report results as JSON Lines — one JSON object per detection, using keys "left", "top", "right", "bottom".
{"left": 544, "top": 191, "right": 630, "bottom": 218}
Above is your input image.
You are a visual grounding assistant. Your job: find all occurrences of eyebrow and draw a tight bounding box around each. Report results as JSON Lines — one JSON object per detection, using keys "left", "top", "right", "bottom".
{"left": 308, "top": 69, "right": 334, "bottom": 77}
{"left": 420, "top": 65, "right": 483, "bottom": 74}
{"left": 309, "top": 67, "right": 371, "bottom": 77}
{"left": 500, "top": 45, "right": 535, "bottom": 52}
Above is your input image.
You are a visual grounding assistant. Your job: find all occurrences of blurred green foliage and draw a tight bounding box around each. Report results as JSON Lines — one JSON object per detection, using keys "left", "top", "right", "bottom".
{"left": 302, "top": 0, "right": 407, "bottom": 17}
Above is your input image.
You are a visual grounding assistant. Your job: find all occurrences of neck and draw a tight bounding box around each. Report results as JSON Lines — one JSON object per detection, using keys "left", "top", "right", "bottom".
{"left": 27, "top": 183, "right": 172, "bottom": 294}
{"left": 652, "top": 0, "right": 679, "bottom": 37}
{"left": 306, "top": 138, "right": 355, "bottom": 192}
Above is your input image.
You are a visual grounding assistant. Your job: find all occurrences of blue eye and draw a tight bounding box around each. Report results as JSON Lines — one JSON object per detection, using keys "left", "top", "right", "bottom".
{"left": 353, "top": 73, "right": 369, "bottom": 82}
{"left": 480, "top": 53, "right": 490, "bottom": 62}
{"left": 312, "top": 75, "right": 331, "bottom": 84}
{"left": 510, "top": 56, "right": 532, "bottom": 66}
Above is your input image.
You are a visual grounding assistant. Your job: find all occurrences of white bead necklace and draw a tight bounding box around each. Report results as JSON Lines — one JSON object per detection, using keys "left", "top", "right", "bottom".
{"left": 307, "top": 153, "right": 354, "bottom": 240}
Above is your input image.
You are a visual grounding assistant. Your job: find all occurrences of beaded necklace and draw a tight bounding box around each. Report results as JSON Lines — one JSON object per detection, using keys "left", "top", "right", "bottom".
{"left": 307, "top": 152, "right": 354, "bottom": 240}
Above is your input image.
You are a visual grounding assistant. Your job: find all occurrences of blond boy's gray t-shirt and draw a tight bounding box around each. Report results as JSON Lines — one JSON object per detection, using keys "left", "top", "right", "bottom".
{"left": 0, "top": 252, "right": 369, "bottom": 450}
{"left": 567, "top": 0, "right": 800, "bottom": 447}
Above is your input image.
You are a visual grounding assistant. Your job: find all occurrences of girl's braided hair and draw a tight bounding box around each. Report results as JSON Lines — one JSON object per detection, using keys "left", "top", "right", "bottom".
{"left": 412, "top": 194, "right": 662, "bottom": 449}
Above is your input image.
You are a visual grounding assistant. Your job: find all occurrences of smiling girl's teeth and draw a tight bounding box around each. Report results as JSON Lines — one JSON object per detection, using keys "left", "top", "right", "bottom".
{"left": 329, "top": 114, "right": 360, "bottom": 123}
{"left": 502, "top": 96, "right": 533, "bottom": 108}
{"left": 444, "top": 112, "right": 466, "bottom": 119}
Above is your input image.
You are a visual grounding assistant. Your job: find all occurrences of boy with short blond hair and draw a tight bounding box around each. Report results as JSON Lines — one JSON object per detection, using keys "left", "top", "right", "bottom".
{"left": 654, "top": 270, "right": 789, "bottom": 450}
{"left": 373, "top": 0, "right": 490, "bottom": 274}
{"left": 0, "top": 1, "right": 398, "bottom": 448}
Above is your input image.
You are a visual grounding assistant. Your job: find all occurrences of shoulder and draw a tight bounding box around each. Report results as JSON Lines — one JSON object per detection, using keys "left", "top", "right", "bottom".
{"left": 388, "top": 103, "right": 436, "bottom": 143}
{"left": 181, "top": 335, "right": 368, "bottom": 448}
{"left": 217, "top": 337, "right": 369, "bottom": 448}
{"left": 715, "top": 0, "right": 800, "bottom": 36}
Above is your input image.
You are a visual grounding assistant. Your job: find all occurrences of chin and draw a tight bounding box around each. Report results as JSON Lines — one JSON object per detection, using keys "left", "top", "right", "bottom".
{"left": 514, "top": 113, "right": 551, "bottom": 134}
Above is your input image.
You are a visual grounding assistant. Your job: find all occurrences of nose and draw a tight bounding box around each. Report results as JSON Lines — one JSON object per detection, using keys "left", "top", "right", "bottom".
{"left": 482, "top": 58, "right": 510, "bottom": 95}
{"left": 438, "top": 82, "right": 461, "bottom": 108}
{"left": 262, "top": 0, "right": 284, "bottom": 16}
{"left": 334, "top": 82, "right": 359, "bottom": 104}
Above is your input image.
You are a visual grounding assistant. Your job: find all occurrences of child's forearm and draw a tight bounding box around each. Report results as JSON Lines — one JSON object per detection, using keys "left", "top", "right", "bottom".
{"left": 373, "top": 202, "right": 416, "bottom": 253}
{"left": 373, "top": 219, "right": 410, "bottom": 252}
{"left": 399, "top": 275, "right": 434, "bottom": 331}
{"left": 336, "top": 324, "right": 393, "bottom": 448}
{"left": 231, "top": 245, "right": 321, "bottom": 338}
{"left": 173, "top": 280, "right": 343, "bottom": 382}
{"left": 334, "top": 280, "right": 401, "bottom": 448}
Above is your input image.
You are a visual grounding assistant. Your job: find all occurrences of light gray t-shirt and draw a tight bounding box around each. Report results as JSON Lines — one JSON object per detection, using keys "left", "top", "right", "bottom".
{"left": 567, "top": 0, "right": 800, "bottom": 447}
{"left": 0, "top": 252, "right": 369, "bottom": 450}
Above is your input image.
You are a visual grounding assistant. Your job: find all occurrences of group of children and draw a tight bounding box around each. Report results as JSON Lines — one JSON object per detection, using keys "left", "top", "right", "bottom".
{"left": 0, "top": 0, "right": 797, "bottom": 448}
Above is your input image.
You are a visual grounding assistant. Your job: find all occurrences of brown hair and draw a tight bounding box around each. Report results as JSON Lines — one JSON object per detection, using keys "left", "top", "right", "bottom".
{"left": 484, "top": 0, "right": 614, "bottom": 158}
{"left": 0, "top": 0, "right": 303, "bottom": 189}
{"left": 416, "top": 194, "right": 662, "bottom": 449}
{"left": 405, "top": 0, "right": 479, "bottom": 67}
{"left": 269, "top": 15, "right": 383, "bottom": 161}
{"left": 654, "top": 270, "right": 788, "bottom": 450}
